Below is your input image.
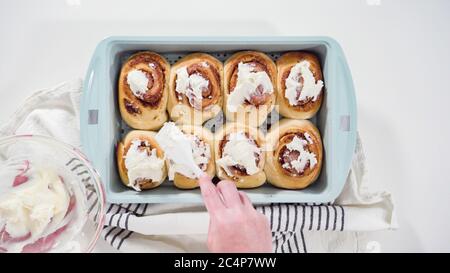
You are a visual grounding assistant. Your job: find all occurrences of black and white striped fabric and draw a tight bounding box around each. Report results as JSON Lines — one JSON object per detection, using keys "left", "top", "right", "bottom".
{"left": 257, "top": 203, "right": 345, "bottom": 253}
{"left": 101, "top": 203, "right": 148, "bottom": 250}
{"left": 92, "top": 202, "right": 345, "bottom": 253}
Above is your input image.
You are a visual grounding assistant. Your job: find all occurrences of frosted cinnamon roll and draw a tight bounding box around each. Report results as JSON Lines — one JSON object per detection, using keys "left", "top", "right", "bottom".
{"left": 224, "top": 51, "right": 277, "bottom": 127}
{"left": 168, "top": 53, "right": 223, "bottom": 125}
{"left": 265, "top": 119, "right": 323, "bottom": 189}
{"left": 119, "top": 52, "right": 169, "bottom": 130}
{"left": 167, "top": 125, "right": 215, "bottom": 189}
{"left": 276, "top": 52, "right": 324, "bottom": 119}
{"left": 214, "top": 122, "right": 266, "bottom": 188}
{"left": 117, "top": 130, "right": 167, "bottom": 191}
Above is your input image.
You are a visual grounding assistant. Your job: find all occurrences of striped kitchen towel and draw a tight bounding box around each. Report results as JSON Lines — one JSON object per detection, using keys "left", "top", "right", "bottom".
{"left": 1, "top": 79, "right": 396, "bottom": 253}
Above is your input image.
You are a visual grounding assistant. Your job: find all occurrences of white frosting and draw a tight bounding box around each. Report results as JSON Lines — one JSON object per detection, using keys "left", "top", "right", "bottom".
{"left": 155, "top": 122, "right": 204, "bottom": 179}
{"left": 227, "top": 62, "right": 273, "bottom": 112}
{"left": 127, "top": 69, "right": 149, "bottom": 100}
{"left": 0, "top": 169, "right": 70, "bottom": 241}
{"left": 217, "top": 131, "right": 261, "bottom": 176}
{"left": 124, "top": 140, "right": 164, "bottom": 191}
{"left": 285, "top": 61, "right": 324, "bottom": 105}
{"left": 283, "top": 136, "right": 317, "bottom": 173}
{"left": 175, "top": 66, "right": 209, "bottom": 109}
{"left": 304, "top": 132, "right": 314, "bottom": 144}
{"left": 168, "top": 134, "right": 211, "bottom": 180}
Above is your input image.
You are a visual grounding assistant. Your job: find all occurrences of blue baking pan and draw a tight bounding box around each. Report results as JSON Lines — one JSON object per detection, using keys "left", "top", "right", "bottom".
{"left": 80, "top": 36, "right": 357, "bottom": 204}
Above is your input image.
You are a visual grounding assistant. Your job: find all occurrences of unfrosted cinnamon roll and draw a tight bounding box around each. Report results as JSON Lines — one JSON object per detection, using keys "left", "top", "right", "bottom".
{"left": 167, "top": 125, "right": 215, "bottom": 189}
{"left": 224, "top": 51, "right": 277, "bottom": 127}
{"left": 119, "top": 52, "right": 169, "bottom": 130}
{"left": 168, "top": 53, "right": 223, "bottom": 125}
{"left": 214, "top": 122, "right": 266, "bottom": 188}
{"left": 265, "top": 119, "right": 323, "bottom": 189}
{"left": 117, "top": 130, "right": 167, "bottom": 191}
{"left": 276, "top": 52, "right": 324, "bottom": 119}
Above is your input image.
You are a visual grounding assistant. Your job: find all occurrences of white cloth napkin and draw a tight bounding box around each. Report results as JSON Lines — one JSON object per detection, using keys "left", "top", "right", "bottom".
{"left": 0, "top": 79, "right": 397, "bottom": 253}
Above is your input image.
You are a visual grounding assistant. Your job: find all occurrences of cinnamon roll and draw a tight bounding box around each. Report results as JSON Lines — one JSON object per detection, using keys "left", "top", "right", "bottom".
{"left": 167, "top": 125, "right": 215, "bottom": 189}
{"left": 119, "top": 52, "right": 169, "bottom": 130}
{"left": 265, "top": 119, "right": 323, "bottom": 189}
{"left": 116, "top": 130, "right": 167, "bottom": 191}
{"left": 276, "top": 52, "right": 324, "bottom": 119}
{"left": 224, "top": 51, "right": 277, "bottom": 127}
{"left": 214, "top": 122, "right": 266, "bottom": 188}
{"left": 168, "top": 53, "right": 223, "bottom": 125}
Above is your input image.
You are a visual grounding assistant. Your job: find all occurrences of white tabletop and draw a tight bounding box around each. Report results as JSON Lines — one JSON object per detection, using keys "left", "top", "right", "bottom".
{"left": 1, "top": 0, "right": 449, "bottom": 252}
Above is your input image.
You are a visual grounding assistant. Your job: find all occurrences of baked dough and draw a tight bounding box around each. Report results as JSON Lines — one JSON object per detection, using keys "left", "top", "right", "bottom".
{"left": 169, "top": 125, "right": 215, "bottom": 189}
{"left": 224, "top": 51, "right": 277, "bottom": 127}
{"left": 276, "top": 52, "right": 324, "bottom": 119}
{"left": 168, "top": 53, "right": 223, "bottom": 125}
{"left": 265, "top": 119, "right": 323, "bottom": 189}
{"left": 117, "top": 130, "right": 167, "bottom": 190}
{"left": 214, "top": 122, "right": 266, "bottom": 188}
{"left": 118, "top": 51, "right": 169, "bottom": 130}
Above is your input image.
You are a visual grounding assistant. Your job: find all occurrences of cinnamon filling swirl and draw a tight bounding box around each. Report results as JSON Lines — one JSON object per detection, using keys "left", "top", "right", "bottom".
{"left": 126, "top": 55, "right": 166, "bottom": 107}
{"left": 277, "top": 132, "right": 319, "bottom": 177}
{"left": 175, "top": 62, "right": 221, "bottom": 110}
{"left": 281, "top": 61, "right": 323, "bottom": 110}
{"left": 124, "top": 98, "right": 141, "bottom": 115}
{"left": 281, "top": 69, "right": 312, "bottom": 107}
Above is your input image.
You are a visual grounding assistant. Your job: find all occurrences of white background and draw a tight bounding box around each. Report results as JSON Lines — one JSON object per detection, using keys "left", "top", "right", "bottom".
{"left": 1, "top": 0, "right": 449, "bottom": 252}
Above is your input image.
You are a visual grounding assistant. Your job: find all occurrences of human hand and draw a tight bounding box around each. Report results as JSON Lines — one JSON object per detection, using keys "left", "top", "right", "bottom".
{"left": 198, "top": 175, "right": 272, "bottom": 253}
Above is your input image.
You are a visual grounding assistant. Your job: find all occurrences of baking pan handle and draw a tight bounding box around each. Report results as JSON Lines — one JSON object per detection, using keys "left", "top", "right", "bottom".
{"left": 80, "top": 52, "right": 103, "bottom": 162}
{"left": 334, "top": 51, "right": 358, "bottom": 191}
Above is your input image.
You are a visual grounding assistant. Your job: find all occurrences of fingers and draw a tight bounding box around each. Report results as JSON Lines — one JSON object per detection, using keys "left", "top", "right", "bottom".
{"left": 216, "top": 180, "right": 241, "bottom": 208}
{"left": 198, "top": 174, "right": 224, "bottom": 212}
{"left": 199, "top": 177, "right": 254, "bottom": 211}
{"left": 238, "top": 191, "right": 253, "bottom": 209}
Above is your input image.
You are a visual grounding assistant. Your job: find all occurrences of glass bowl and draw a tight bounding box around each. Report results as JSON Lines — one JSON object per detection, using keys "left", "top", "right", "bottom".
{"left": 0, "top": 135, "right": 105, "bottom": 253}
